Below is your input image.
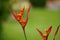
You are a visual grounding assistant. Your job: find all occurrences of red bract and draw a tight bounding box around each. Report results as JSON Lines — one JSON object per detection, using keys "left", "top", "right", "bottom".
{"left": 9, "top": 7, "right": 30, "bottom": 30}
{"left": 53, "top": 25, "right": 60, "bottom": 40}
{"left": 36, "top": 26, "right": 52, "bottom": 40}
{"left": 9, "top": 7, "right": 31, "bottom": 40}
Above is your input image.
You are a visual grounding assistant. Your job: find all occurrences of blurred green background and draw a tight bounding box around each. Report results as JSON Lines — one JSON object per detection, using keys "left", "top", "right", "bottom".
{"left": 0, "top": 0, "right": 60, "bottom": 40}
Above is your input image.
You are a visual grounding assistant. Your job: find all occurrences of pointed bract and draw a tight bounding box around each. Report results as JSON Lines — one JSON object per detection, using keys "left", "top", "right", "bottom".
{"left": 45, "top": 26, "right": 52, "bottom": 35}
{"left": 9, "top": 7, "right": 30, "bottom": 30}
{"left": 36, "top": 26, "right": 52, "bottom": 40}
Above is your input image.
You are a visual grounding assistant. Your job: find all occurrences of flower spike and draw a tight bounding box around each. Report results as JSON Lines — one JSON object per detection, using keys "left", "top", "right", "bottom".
{"left": 9, "top": 7, "right": 30, "bottom": 30}
{"left": 9, "top": 7, "right": 31, "bottom": 40}
{"left": 36, "top": 26, "right": 52, "bottom": 40}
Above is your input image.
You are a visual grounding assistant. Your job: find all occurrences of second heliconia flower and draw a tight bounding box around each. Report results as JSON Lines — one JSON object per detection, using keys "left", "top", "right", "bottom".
{"left": 36, "top": 26, "right": 52, "bottom": 40}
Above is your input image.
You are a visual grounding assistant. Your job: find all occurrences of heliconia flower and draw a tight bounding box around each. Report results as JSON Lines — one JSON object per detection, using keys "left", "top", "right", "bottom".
{"left": 9, "top": 7, "right": 31, "bottom": 40}
{"left": 36, "top": 26, "right": 52, "bottom": 40}
{"left": 53, "top": 25, "right": 60, "bottom": 40}
{"left": 9, "top": 7, "right": 30, "bottom": 30}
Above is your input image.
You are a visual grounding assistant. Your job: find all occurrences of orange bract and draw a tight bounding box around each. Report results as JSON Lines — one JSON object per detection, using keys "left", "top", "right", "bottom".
{"left": 10, "top": 7, "right": 30, "bottom": 30}
{"left": 36, "top": 26, "right": 52, "bottom": 40}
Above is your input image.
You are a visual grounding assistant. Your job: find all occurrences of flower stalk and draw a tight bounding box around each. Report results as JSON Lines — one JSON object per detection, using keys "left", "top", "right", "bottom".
{"left": 9, "top": 6, "right": 31, "bottom": 40}
{"left": 23, "top": 28, "right": 27, "bottom": 40}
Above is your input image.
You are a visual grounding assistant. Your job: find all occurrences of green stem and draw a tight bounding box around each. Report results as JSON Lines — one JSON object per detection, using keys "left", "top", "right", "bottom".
{"left": 23, "top": 29, "right": 27, "bottom": 40}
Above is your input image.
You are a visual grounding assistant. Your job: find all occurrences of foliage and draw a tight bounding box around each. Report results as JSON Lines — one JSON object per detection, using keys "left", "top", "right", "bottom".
{"left": 0, "top": 0, "right": 11, "bottom": 21}
{"left": 29, "top": 0, "right": 46, "bottom": 7}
